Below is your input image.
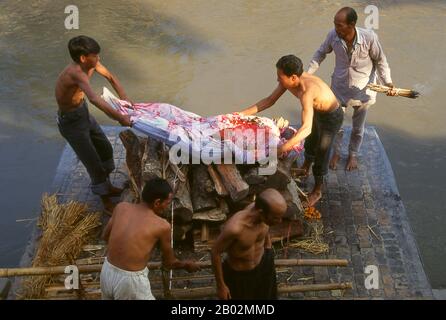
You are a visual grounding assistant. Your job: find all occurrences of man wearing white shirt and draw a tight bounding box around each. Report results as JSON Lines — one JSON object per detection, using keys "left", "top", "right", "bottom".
{"left": 307, "top": 7, "right": 395, "bottom": 171}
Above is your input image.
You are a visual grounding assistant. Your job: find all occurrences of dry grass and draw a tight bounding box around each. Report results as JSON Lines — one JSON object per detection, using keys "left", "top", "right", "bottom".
{"left": 17, "top": 194, "right": 101, "bottom": 299}
{"left": 289, "top": 222, "right": 329, "bottom": 255}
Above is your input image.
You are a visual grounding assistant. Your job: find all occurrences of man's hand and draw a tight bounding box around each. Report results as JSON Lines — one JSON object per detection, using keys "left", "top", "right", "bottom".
{"left": 277, "top": 145, "right": 287, "bottom": 159}
{"left": 217, "top": 284, "right": 231, "bottom": 300}
{"left": 119, "top": 114, "right": 132, "bottom": 127}
{"left": 183, "top": 260, "right": 201, "bottom": 273}
{"left": 386, "top": 83, "right": 398, "bottom": 96}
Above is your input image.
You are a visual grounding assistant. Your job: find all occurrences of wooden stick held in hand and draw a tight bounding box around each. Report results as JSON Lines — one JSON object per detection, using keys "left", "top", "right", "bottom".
{"left": 367, "top": 84, "right": 420, "bottom": 99}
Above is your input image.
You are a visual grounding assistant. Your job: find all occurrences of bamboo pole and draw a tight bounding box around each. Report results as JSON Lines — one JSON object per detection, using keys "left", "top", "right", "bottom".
{"left": 0, "top": 259, "right": 348, "bottom": 278}
{"left": 43, "top": 283, "right": 352, "bottom": 300}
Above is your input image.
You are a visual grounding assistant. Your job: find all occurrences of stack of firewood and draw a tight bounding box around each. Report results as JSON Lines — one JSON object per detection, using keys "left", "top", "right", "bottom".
{"left": 119, "top": 129, "right": 304, "bottom": 248}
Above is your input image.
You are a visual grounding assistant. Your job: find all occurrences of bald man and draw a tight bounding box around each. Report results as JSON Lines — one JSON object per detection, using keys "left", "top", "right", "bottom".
{"left": 211, "top": 189, "right": 287, "bottom": 300}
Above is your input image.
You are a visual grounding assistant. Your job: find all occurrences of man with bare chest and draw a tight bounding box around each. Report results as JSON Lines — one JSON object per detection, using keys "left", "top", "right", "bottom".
{"left": 238, "top": 55, "right": 343, "bottom": 207}
{"left": 211, "top": 189, "right": 286, "bottom": 300}
{"left": 55, "top": 36, "right": 132, "bottom": 212}
{"left": 101, "top": 178, "right": 200, "bottom": 300}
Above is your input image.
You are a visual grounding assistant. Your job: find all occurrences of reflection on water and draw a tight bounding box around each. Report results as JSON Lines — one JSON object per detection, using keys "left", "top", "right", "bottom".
{"left": 1, "top": 0, "right": 446, "bottom": 287}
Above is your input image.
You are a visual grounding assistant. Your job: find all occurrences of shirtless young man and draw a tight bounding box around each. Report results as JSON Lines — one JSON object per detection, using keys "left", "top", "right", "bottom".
{"left": 238, "top": 55, "right": 343, "bottom": 207}
{"left": 55, "top": 35, "right": 132, "bottom": 212}
{"left": 101, "top": 177, "right": 200, "bottom": 300}
{"left": 211, "top": 189, "right": 287, "bottom": 300}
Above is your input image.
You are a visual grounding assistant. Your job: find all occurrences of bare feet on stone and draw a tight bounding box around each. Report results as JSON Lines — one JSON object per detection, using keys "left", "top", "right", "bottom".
{"left": 346, "top": 154, "right": 358, "bottom": 171}
{"left": 329, "top": 153, "right": 340, "bottom": 170}
{"left": 306, "top": 190, "right": 322, "bottom": 207}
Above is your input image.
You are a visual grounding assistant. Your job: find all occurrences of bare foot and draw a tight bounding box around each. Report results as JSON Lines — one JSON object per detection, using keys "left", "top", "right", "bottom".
{"left": 108, "top": 185, "right": 124, "bottom": 197}
{"left": 306, "top": 191, "right": 322, "bottom": 207}
{"left": 346, "top": 154, "right": 358, "bottom": 171}
{"left": 329, "top": 153, "right": 340, "bottom": 170}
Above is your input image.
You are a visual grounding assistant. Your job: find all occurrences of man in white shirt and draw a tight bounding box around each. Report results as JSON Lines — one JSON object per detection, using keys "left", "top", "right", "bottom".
{"left": 307, "top": 7, "right": 396, "bottom": 171}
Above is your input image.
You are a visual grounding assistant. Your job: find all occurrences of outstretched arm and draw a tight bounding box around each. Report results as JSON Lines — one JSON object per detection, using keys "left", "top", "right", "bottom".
{"left": 159, "top": 224, "right": 200, "bottom": 272}
{"left": 307, "top": 30, "right": 334, "bottom": 74}
{"left": 74, "top": 71, "right": 131, "bottom": 126}
{"left": 211, "top": 226, "right": 238, "bottom": 300}
{"left": 278, "top": 92, "right": 314, "bottom": 154}
{"left": 102, "top": 215, "right": 114, "bottom": 243}
{"left": 95, "top": 62, "right": 131, "bottom": 102}
{"left": 238, "top": 84, "right": 286, "bottom": 116}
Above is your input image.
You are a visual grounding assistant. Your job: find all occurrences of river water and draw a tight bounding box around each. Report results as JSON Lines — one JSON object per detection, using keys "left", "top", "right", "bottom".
{"left": 0, "top": 0, "right": 445, "bottom": 288}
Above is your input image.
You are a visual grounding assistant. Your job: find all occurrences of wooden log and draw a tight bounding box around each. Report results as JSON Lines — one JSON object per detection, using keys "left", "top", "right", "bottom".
{"left": 192, "top": 200, "right": 228, "bottom": 222}
{"left": 282, "top": 179, "right": 304, "bottom": 220}
{"left": 243, "top": 167, "right": 267, "bottom": 185}
{"left": 172, "top": 224, "right": 193, "bottom": 242}
{"left": 165, "top": 164, "right": 194, "bottom": 224}
{"left": 0, "top": 259, "right": 348, "bottom": 277}
{"left": 207, "top": 165, "right": 228, "bottom": 196}
{"left": 141, "top": 137, "right": 163, "bottom": 181}
{"left": 119, "top": 130, "right": 143, "bottom": 196}
{"left": 214, "top": 164, "right": 249, "bottom": 202}
{"left": 265, "top": 152, "right": 299, "bottom": 190}
{"left": 190, "top": 165, "right": 217, "bottom": 212}
{"left": 201, "top": 223, "right": 209, "bottom": 242}
{"left": 141, "top": 139, "right": 193, "bottom": 224}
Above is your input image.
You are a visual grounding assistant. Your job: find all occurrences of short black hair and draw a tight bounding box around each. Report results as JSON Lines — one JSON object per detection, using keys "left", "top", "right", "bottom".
{"left": 68, "top": 35, "right": 101, "bottom": 63}
{"left": 276, "top": 55, "right": 303, "bottom": 77}
{"left": 141, "top": 177, "right": 173, "bottom": 205}
{"left": 340, "top": 7, "right": 358, "bottom": 25}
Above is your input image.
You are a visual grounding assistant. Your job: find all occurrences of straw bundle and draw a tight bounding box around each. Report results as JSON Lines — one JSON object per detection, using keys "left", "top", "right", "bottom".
{"left": 367, "top": 84, "right": 420, "bottom": 99}
{"left": 289, "top": 223, "right": 329, "bottom": 255}
{"left": 18, "top": 194, "right": 101, "bottom": 299}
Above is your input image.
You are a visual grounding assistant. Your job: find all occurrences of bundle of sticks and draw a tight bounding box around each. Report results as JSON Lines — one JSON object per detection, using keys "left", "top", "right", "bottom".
{"left": 367, "top": 84, "right": 420, "bottom": 99}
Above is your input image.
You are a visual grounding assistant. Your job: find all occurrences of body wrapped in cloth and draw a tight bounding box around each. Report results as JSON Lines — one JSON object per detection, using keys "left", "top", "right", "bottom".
{"left": 103, "top": 88, "right": 302, "bottom": 163}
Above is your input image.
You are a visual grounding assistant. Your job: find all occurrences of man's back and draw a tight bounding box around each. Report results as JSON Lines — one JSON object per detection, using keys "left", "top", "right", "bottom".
{"left": 107, "top": 202, "right": 168, "bottom": 271}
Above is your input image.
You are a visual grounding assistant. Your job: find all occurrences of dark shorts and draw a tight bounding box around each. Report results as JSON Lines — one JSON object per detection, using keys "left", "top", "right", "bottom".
{"left": 304, "top": 106, "right": 344, "bottom": 184}
{"left": 57, "top": 100, "right": 115, "bottom": 195}
{"left": 223, "top": 248, "right": 277, "bottom": 300}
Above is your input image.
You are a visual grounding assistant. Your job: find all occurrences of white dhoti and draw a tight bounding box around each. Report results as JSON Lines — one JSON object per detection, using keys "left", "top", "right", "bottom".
{"left": 100, "top": 258, "right": 155, "bottom": 300}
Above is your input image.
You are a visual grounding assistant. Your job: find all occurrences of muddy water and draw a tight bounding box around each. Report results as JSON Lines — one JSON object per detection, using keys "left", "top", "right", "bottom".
{"left": 0, "top": 0, "right": 445, "bottom": 287}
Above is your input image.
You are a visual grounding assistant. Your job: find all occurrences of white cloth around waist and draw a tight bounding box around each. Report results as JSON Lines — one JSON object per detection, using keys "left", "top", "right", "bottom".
{"left": 100, "top": 258, "right": 155, "bottom": 300}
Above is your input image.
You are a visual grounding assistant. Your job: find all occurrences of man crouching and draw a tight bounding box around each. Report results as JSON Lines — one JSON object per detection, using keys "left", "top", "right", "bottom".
{"left": 100, "top": 177, "right": 200, "bottom": 300}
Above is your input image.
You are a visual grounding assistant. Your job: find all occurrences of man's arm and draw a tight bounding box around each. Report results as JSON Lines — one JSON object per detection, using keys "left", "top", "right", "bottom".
{"left": 74, "top": 71, "right": 131, "bottom": 126}
{"left": 239, "top": 84, "right": 286, "bottom": 116}
{"left": 278, "top": 92, "right": 314, "bottom": 154}
{"left": 264, "top": 232, "right": 272, "bottom": 249}
{"left": 159, "top": 223, "right": 199, "bottom": 272}
{"left": 95, "top": 62, "right": 130, "bottom": 101}
{"left": 102, "top": 215, "right": 114, "bottom": 243}
{"left": 211, "top": 225, "right": 238, "bottom": 300}
{"left": 307, "top": 31, "right": 334, "bottom": 74}
{"left": 369, "top": 32, "right": 393, "bottom": 88}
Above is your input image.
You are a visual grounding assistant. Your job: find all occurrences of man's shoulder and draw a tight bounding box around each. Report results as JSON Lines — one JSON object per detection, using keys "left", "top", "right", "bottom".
{"left": 325, "top": 28, "right": 338, "bottom": 41}
{"left": 225, "top": 212, "right": 247, "bottom": 234}
{"left": 357, "top": 27, "right": 378, "bottom": 42}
